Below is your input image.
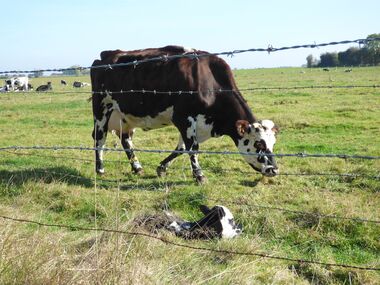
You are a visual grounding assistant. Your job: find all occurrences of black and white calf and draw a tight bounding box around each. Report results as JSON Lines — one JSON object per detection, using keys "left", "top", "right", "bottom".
{"left": 168, "top": 205, "right": 242, "bottom": 239}
{"left": 91, "top": 45, "right": 279, "bottom": 183}
{"left": 136, "top": 205, "right": 242, "bottom": 239}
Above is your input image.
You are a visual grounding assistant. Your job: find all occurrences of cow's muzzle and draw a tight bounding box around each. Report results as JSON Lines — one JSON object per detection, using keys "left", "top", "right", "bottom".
{"left": 262, "top": 165, "right": 279, "bottom": 177}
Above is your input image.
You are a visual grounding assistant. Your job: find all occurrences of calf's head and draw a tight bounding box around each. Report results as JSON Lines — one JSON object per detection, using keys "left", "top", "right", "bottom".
{"left": 192, "top": 205, "right": 242, "bottom": 238}
{"left": 236, "top": 119, "right": 279, "bottom": 177}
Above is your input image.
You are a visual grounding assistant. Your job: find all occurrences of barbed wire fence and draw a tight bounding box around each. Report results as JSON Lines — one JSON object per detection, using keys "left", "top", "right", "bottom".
{"left": 1, "top": 37, "right": 380, "bottom": 273}
{"left": 0, "top": 214, "right": 379, "bottom": 271}
{"left": 1, "top": 37, "right": 379, "bottom": 75}
{"left": 1, "top": 85, "right": 380, "bottom": 96}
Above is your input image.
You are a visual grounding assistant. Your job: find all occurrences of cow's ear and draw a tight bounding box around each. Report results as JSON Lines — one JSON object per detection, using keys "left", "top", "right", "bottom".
{"left": 272, "top": 125, "right": 280, "bottom": 134}
{"left": 236, "top": 120, "right": 250, "bottom": 136}
{"left": 199, "top": 205, "right": 211, "bottom": 215}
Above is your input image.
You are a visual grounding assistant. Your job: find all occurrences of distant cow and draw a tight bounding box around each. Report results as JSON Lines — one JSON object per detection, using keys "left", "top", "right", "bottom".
{"left": 91, "top": 45, "right": 279, "bottom": 183}
{"left": 345, "top": 68, "right": 352, "bottom": 72}
{"left": 4, "top": 76, "right": 29, "bottom": 91}
{"left": 73, "top": 81, "right": 90, "bottom": 88}
{"left": 73, "top": 81, "right": 83, "bottom": 88}
{"left": 323, "top": 68, "right": 330, "bottom": 71}
{"left": 135, "top": 205, "right": 242, "bottom": 239}
{"left": 36, "top": 82, "right": 52, "bottom": 92}
{"left": 61, "top": 80, "right": 67, "bottom": 85}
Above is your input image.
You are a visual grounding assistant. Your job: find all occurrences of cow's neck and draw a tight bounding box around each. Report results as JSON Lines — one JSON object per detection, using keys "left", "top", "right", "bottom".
{"left": 212, "top": 92, "right": 257, "bottom": 145}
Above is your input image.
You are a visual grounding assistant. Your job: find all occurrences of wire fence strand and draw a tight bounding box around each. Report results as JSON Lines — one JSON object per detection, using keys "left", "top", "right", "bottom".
{"left": 1, "top": 167, "right": 379, "bottom": 224}
{"left": 5, "top": 150, "right": 379, "bottom": 179}
{"left": 0, "top": 214, "right": 379, "bottom": 271}
{"left": 1, "top": 84, "right": 380, "bottom": 96}
{"left": 1, "top": 38, "right": 379, "bottom": 75}
{"left": 1, "top": 145, "right": 379, "bottom": 160}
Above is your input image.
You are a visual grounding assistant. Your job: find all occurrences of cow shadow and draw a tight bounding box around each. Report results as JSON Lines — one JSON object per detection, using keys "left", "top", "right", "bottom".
{"left": 0, "top": 166, "right": 94, "bottom": 189}
{"left": 239, "top": 178, "right": 261, "bottom": 188}
{"left": 0, "top": 167, "right": 202, "bottom": 193}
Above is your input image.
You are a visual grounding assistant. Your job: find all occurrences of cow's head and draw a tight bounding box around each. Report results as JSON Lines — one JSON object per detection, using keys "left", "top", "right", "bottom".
{"left": 236, "top": 119, "right": 279, "bottom": 177}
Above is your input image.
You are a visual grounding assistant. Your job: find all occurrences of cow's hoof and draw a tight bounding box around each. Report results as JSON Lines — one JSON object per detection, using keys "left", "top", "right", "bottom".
{"left": 133, "top": 168, "right": 144, "bottom": 175}
{"left": 195, "top": 175, "right": 207, "bottom": 184}
{"left": 96, "top": 168, "right": 105, "bottom": 175}
{"left": 156, "top": 165, "right": 167, "bottom": 177}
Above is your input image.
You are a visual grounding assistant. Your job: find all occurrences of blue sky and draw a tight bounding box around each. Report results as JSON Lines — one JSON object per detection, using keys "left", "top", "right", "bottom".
{"left": 1, "top": 0, "right": 379, "bottom": 72}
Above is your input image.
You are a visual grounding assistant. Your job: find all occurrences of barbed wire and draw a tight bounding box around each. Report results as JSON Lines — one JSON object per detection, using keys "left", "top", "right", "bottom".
{"left": 2, "top": 166, "right": 379, "bottom": 224}
{"left": 1, "top": 38, "right": 379, "bottom": 75}
{"left": 2, "top": 84, "right": 379, "bottom": 96}
{"left": 5, "top": 150, "right": 379, "bottom": 179}
{"left": 1, "top": 145, "right": 379, "bottom": 160}
{"left": 0, "top": 214, "right": 379, "bottom": 271}
{"left": 206, "top": 198, "right": 380, "bottom": 225}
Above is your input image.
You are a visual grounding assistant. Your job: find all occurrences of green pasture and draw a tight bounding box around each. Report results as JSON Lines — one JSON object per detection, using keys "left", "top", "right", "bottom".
{"left": 0, "top": 67, "right": 379, "bottom": 284}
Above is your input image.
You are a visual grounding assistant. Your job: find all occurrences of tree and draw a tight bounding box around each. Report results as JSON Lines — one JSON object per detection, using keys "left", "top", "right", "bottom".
{"left": 33, "top": 70, "right": 44, "bottom": 78}
{"left": 338, "top": 47, "right": 362, "bottom": 66}
{"left": 306, "top": 54, "right": 316, "bottom": 68}
{"left": 365, "top": 34, "right": 380, "bottom": 65}
{"left": 62, "top": 65, "right": 83, "bottom": 76}
{"left": 319, "top": 52, "right": 339, "bottom": 67}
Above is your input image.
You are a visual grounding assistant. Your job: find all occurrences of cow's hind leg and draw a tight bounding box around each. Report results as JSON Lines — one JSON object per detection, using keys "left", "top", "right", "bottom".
{"left": 157, "top": 135, "right": 185, "bottom": 177}
{"left": 120, "top": 130, "right": 143, "bottom": 175}
{"left": 93, "top": 120, "right": 108, "bottom": 174}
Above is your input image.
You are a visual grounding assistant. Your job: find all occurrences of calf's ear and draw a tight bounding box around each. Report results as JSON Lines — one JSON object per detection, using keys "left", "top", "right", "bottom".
{"left": 199, "top": 205, "right": 211, "bottom": 215}
{"left": 236, "top": 120, "right": 251, "bottom": 136}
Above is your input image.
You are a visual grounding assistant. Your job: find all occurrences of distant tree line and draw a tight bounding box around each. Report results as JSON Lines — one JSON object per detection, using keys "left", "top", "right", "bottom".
{"left": 306, "top": 34, "right": 380, "bottom": 67}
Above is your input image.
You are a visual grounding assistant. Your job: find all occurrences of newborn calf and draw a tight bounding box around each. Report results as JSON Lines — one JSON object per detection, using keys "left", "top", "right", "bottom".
{"left": 136, "top": 205, "right": 242, "bottom": 239}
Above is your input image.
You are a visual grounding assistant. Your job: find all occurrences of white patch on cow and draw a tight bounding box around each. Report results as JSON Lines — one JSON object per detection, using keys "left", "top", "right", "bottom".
{"left": 168, "top": 221, "right": 182, "bottom": 233}
{"left": 218, "top": 206, "right": 240, "bottom": 239}
{"left": 259, "top": 119, "right": 277, "bottom": 152}
{"left": 104, "top": 95, "right": 174, "bottom": 133}
{"left": 186, "top": 115, "right": 216, "bottom": 143}
{"left": 126, "top": 106, "right": 173, "bottom": 130}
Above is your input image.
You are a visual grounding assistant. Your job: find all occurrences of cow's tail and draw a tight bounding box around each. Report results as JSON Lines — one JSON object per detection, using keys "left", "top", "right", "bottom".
{"left": 89, "top": 59, "right": 106, "bottom": 103}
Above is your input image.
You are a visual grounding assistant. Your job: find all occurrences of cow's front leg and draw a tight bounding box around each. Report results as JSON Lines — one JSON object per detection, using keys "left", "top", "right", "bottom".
{"left": 187, "top": 141, "right": 206, "bottom": 184}
{"left": 120, "top": 130, "right": 143, "bottom": 175}
{"left": 93, "top": 120, "right": 108, "bottom": 175}
{"left": 157, "top": 135, "right": 185, "bottom": 177}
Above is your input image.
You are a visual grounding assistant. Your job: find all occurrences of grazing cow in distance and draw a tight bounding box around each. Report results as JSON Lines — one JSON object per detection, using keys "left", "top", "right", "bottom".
{"left": 345, "top": 68, "right": 352, "bottom": 72}
{"left": 61, "top": 79, "right": 67, "bottom": 85}
{"left": 323, "top": 68, "right": 330, "bottom": 71}
{"left": 73, "top": 81, "right": 83, "bottom": 88}
{"left": 135, "top": 205, "right": 242, "bottom": 239}
{"left": 36, "top": 82, "right": 52, "bottom": 92}
{"left": 73, "top": 81, "right": 90, "bottom": 88}
{"left": 91, "top": 45, "right": 279, "bottom": 183}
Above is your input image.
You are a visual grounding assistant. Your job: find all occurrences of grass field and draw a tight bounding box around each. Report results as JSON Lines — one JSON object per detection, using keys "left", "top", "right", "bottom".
{"left": 0, "top": 67, "right": 379, "bottom": 284}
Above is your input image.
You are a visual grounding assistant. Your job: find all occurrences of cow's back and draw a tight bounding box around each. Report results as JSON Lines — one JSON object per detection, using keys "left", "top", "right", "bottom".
{"left": 91, "top": 46, "right": 242, "bottom": 120}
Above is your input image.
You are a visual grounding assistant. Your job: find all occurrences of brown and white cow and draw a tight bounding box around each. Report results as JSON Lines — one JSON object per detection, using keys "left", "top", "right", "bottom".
{"left": 91, "top": 45, "right": 279, "bottom": 183}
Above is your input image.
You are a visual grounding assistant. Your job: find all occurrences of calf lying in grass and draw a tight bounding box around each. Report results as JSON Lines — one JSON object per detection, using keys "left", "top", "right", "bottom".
{"left": 135, "top": 205, "right": 242, "bottom": 239}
